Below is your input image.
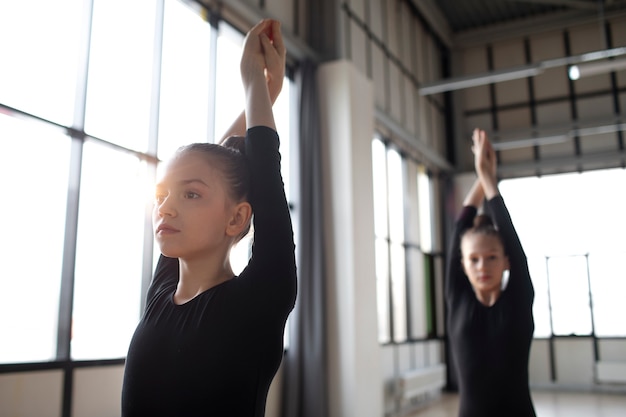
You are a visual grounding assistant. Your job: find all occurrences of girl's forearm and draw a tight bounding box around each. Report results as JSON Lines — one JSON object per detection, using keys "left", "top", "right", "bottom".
{"left": 463, "top": 178, "right": 485, "bottom": 208}
{"left": 244, "top": 74, "right": 275, "bottom": 130}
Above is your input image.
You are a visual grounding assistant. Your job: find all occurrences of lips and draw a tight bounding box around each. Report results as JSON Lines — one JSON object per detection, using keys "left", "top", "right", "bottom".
{"left": 156, "top": 223, "right": 180, "bottom": 234}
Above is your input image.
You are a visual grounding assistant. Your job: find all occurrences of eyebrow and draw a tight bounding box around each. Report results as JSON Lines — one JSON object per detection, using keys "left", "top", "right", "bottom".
{"left": 156, "top": 178, "right": 210, "bottom": 188}
{"left": 179, "top": 178, "right": 209, "bottom": 187}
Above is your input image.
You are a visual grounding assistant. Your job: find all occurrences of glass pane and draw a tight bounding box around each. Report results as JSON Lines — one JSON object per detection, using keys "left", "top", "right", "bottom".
{"left": 231, "top": 228, "right": 254, "bottom": 276}
{"left": 429, "top": 175, "right": 442, "bottom": 252}
{"left": 372, "top": 138, "right": 388, "bottom": 238}
{"left": 387, "top": 149, "right": 405, "bottom": 243}
{"left": 434, "top": 256, "right": 446, "bottom": 337}
{"left": 375, "top": 238, "right": 391, "bottom": 343}
{"left": 589, "top": 252, "right": 626, "bottom": 337}
{"left": 404, "top": 160, "right": 420, "bottom": 244}
{"left": 0, "top": 113, "right": 70, "bottom": 363}
{"left": 72, "top": 140, "right": 148, "bottom": 359}
{"left": 547, "top": 255, "right": 592, "bottom": 336}
{"left": 580, "top": 169, "right": 626, "bottom": 254}
{"left": 0, "top": 0, "right": 82, "bottom": 125}
{"left": 528, "top": 256, "right": 551, "bottom": 338}
{"left": 213, "top": 23, "right": 244, "bottom": 140}
{"left": 417, "top": 165, "right": 433, "bottom": 252}
{"left": 158, "top": 0, "right": 212, "bottom": 160}
{"left": 85, "top": 0, "right": 158, "bottom": 151}
{"left": 407, "top": 248, "right": 427, "bottom": 339}
{"left": 390, "top": 242, "right": 407, "bottom": 342}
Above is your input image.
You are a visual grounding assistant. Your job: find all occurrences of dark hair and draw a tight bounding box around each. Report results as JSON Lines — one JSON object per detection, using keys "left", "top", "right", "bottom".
{"left": 461, "top": 214, "right": 506, "bottom": 253}
{"left": 175, "top": 136, "right": 251, "bottom": 241}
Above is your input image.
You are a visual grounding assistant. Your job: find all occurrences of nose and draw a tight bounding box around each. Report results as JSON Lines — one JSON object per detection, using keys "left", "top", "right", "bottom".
{"left": 476, "top": 258, "right": 486, "bottom": 270}
{"left": 156, "top": 195, "right": 176, "bottom": 217}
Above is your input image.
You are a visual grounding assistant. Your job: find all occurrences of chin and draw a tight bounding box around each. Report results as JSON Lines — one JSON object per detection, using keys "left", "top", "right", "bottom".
{"left": 157, "top": 245, "right": 182, "bottom": 259}
{"left": 477, "top": 282, "right": 501, "bottom": 293}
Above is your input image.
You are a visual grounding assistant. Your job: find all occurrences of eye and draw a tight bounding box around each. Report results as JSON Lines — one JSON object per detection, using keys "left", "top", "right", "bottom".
{"left": 184, "top": 191, "right": 201, "bottom": 199}
{"left": 154, "top": 193, "right": 166, "bottom": 204}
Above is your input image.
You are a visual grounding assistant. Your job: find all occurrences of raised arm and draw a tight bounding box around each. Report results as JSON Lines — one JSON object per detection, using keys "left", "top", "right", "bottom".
{"left": 237, "top": 20, "right": 296, "bottom": 307}
{"left": 474, "top": 129, "right": 533, "bottom": 300}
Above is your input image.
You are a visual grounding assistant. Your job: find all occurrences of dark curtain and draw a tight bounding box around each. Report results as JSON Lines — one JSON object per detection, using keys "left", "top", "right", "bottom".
{"left": 281, "top": 59, "right": 328, "bottom": 417}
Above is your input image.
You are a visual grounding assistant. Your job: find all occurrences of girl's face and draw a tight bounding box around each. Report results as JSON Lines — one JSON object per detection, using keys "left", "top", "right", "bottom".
{"left": 461, "top": 233, "right": 510, "bottom": 295}
{"left": 152, "top": 152, "right": 239, "bottom": 260}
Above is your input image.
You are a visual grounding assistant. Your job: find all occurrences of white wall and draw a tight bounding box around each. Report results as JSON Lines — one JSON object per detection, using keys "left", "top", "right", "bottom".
{"left": 0, "top": 370, "right": 63, "bottom": 417}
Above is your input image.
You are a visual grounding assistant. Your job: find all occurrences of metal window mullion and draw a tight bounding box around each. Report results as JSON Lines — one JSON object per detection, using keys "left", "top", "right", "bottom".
{"left": 57, "top": 1, "right": 95, "bottom": 416}
{"left": 545, "top": 255, "right": 557, "bottom": 382}
{"left": 139, "top": 0, "right": 165, "bottom": 315}
{"left": 57, "top": 0, "right": 94, "bottom": 364}
{"left": 401, "top": 157, "right": 412, "bottom": 343}
{"left": 206, "top": 11, "right": 219, "bottom": 143}
{"left": 585, "top": 254, "right": 600, "bottom": 368}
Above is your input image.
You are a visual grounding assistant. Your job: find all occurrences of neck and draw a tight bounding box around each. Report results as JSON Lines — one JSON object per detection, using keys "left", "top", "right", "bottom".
{"left": 174, "top": 251, "right": 234, "bottom": 305}
{"left": 474, "top": 287, "right": 501, "bottom": 307}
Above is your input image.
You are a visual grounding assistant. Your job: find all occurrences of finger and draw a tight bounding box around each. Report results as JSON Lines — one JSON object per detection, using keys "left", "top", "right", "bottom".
{"left": 260, "top": 33, "right": 277, "bottom": 62}
{"left": 270, "top": 20, "right": 286, "bottom": 57}
{"left": 261, "top": 33, "right": 284, "bottom": 68}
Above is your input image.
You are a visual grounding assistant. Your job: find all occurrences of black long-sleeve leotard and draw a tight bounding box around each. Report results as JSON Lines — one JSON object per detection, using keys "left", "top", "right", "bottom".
{"left": 445, "top": 195, "right": 535, "bottom": 417}
{"left": 122, "top": 126, "right": 297, "bottom": 417}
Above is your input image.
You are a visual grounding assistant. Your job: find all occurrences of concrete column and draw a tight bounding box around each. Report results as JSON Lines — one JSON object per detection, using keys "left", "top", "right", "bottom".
{"left": 318, "top": 60, "right": 383, "bottom": 417}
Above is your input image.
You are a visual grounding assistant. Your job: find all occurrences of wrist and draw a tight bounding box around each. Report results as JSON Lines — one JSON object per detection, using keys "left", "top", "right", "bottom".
{"left": 479, "top": 175, "right": 499, "bottom": 199}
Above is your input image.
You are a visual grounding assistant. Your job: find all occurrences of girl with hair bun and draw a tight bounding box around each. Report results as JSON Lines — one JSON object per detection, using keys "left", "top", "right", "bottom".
{"left": 445, "top": 128, "right": 536, "bottom": 416}
{"left": 121, "top": 19, "right": 296, "bottom": 417}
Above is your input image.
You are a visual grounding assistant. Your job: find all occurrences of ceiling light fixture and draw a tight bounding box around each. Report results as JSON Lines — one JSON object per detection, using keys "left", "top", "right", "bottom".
{"left": 419, "top": 46, "right": 626, "bottom": 95}
{"left": 568, "top": 57, "right": 626, "bottom": 80}
{"left": 491, "top": 121, "right": 626, "bottom": 151}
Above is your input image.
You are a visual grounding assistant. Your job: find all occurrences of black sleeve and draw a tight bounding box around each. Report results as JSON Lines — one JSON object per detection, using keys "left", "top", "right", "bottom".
{"left": 146, "top": 254, "right": 178, "bottom": 303}
{"left": 243, "top": 126, "right": 297, "bottom": 307}
{"left": 485, "top": 195, "right": 534, "bottom": 303}
{"left": 445, "top": 205, "right": 477, "bottom": 304}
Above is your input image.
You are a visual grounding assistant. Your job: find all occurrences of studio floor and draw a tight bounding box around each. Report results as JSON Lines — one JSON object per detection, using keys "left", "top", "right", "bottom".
{"left": 407, "top": 390, "right": 626, "bottom": 417}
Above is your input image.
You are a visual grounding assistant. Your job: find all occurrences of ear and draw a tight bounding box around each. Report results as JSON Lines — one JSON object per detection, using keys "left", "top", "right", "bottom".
{"left": 226, "top": 201, "right": 252, "bottom": 237}
{"left": 503, "top": 255, "right": 510, "bottom": 272}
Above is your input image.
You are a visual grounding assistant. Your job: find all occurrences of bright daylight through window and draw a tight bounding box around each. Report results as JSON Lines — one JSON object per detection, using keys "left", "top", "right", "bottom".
{"left": 500, "top": 168, "right": 626, "bottom": 338}
{"left": 0, "top": 0, "right": 293, "bottom": 364}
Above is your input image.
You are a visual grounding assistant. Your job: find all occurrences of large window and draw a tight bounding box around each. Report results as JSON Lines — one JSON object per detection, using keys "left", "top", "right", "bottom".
{"left": 0, "top": 0, "right": 296, "bottom": 365}
{"left": 0, "top": 115, "right": 71, "bottom": 363}
{"left": 372, "top": 136, "right": 442, "bottom": 344}
{"left": 500, "top": 168, "right": 626, "bottom": 338}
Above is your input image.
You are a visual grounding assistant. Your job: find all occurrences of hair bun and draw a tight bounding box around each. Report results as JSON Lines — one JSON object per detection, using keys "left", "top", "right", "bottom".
{"left": 221, "top": 135, "right": 246, "bottom": 155}
{"left": 473, "top": 214, "right": 493, "bottom": 228}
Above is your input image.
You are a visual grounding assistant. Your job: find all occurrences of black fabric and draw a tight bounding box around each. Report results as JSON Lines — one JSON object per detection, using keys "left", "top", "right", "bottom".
{"left": 281, "top": 59, "right": 328, "bottom": 417}
{"left": 122, "top": 126, "right": 297, "bottom": 417}
{"left": 445, "top": 195, "right": 536, "bottom": 417}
